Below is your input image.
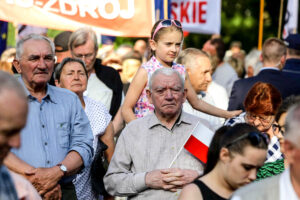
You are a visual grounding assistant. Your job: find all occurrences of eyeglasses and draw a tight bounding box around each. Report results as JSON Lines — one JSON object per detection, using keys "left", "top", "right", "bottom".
{"left": 225, "top": 132, "right": 269, "bottom": 148}
{"left": 152, "top": 19, "right": 182, "bottom": 40}
{"left": 245, "top": 113, "right": 274, "bottom": 127}
{"left": 272, "top": 123, "right": 285, "bottom": 135}
{"left": 72, "top": 52, "right": 95, "bottom": 60}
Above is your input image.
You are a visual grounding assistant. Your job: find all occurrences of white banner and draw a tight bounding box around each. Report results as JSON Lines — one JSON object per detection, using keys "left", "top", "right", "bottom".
{"left": 283, "top": 0, "right": 299, "bottom": 39}
{"left": 171, "top": 0, "right": 221, "bottom": 34}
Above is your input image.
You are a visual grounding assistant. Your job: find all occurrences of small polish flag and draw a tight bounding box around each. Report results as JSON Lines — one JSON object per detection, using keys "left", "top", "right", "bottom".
{"left": 184, "top": 122, "right": 214, "bottom": 164}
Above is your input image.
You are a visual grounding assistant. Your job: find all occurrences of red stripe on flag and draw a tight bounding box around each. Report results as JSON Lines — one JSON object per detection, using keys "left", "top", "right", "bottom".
{"left": 184, "top": 135, "right": 208, "bottom": 164}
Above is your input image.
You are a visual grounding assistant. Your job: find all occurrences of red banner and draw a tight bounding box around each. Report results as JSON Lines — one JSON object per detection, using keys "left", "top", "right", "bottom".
{"left": 0, "top": 0, "right": 155, "bottom": 37}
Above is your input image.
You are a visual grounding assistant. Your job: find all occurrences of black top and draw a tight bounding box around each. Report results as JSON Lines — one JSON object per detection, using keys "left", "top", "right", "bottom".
{"left": 194, "top": 180, "right": 228, "bottom": 200}
{"left": 94, "top": 59, "right": 123, "bottom": 119}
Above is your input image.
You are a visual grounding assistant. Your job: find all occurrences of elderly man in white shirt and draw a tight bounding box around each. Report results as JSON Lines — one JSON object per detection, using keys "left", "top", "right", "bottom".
{"left": 177, "top": 48, "right": 223, "bottom": 131}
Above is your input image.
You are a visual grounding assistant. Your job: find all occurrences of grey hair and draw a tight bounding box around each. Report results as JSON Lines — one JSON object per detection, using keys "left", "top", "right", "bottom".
{"left": 285, "top": 102, "right": 300, "bottom": 144}
{"left": 149, "top": 68, "right": 184, "bottom": 91}
{"left": 0, "top": 71, "right": 26, "bottom": 98}
{"left": 176, "top": 48, "right": 210, "bottom": 69}
{"left": 54, "top": 57, "right": 87, "bottom": 82}
{"left": 15, "top": 34, "right": 55, "bottom": 60}
{"left": 69, "top": 27, "right": 98, "bottom": 52}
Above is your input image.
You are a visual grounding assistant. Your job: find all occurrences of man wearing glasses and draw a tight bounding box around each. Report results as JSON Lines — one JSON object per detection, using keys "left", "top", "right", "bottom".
{"left": 69, "top": 28, "right": 123, "bottom": 119}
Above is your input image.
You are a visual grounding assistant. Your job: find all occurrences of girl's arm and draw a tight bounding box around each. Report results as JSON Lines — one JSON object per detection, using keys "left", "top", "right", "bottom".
{"left": 185, "top": 73, "right": 241, "bottom": 119}
{"left": 178, "top": 183, "right": 203, "bottom": 200}
{"left": 121, "top": 67, "right": 148, "bottom": 123}
{"left": 100, "top": 122, "right": 115, "bottom": 163}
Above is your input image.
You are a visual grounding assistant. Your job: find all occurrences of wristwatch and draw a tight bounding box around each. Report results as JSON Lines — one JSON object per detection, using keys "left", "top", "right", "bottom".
{"left": 56, "top": 164, "right": 67, "bottom": 175}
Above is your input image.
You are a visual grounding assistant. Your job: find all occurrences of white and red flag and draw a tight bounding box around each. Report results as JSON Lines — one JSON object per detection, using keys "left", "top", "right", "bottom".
{"left": 169, "top": 122, "right": 214, "bottom": 168}
{"left": 184, "top": 122, "right": 214, "bottom": 164}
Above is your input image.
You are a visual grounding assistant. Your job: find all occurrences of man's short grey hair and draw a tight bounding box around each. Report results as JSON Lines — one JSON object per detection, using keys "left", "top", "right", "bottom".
{"left": 176, "top": 48, "right": 210, "bottom": 69}
{"left": 285, "top": 102, "right": 300, "bottom": 144}
{"left": 0, "top": 71, "right": 26, "bottom": 99}
{"left": 69, "top": 27, "right": 98, "bottom": 52}
{"left": 149, "top": 68, "right": 184, "bottom": 91}
{"left": 15, "top": 34, "right": 55, "bottom": 60}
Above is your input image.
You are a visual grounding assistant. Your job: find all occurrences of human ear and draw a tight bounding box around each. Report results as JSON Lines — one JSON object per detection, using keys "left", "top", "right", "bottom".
{"left": 13, "top": 59, "right": 22, "bottom": 74}
{"left": 182, "top": 88, "right": 187, "bottom": 102}
{"left": 149, "top": 39, "right": 157, "bottom": 51}
{"left": 146, "top": 89, "right": 153, "bottom": 104}
{"left": 55, "top": 79, "right": 61, "bottom": 88}
{"left": 219, "top": 147, "right": 231, "bottom": 163}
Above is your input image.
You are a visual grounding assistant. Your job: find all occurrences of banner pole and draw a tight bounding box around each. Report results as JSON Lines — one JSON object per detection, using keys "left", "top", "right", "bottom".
{"left": 164, "top": 0, "right": 168, "bottom": 19}
{"left": 278, "top": 0, "right": 284, "bottom": 38}
{"left": 258, "top": 0, "right": 264, "bottom": 50}
{"left": 168, "top": 121, "right": 199, "bottom": 168}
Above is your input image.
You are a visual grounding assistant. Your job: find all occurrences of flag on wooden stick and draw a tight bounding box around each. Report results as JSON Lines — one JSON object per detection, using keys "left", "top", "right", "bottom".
{"left": 184, "top": 122, "right": 214, "bottom": 164}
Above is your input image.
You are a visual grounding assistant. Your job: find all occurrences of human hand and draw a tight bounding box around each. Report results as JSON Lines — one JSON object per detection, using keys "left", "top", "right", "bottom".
{"left": 227, "top": 110, "right": 242, "bottom": 118}
{"left": 42, "top": 184, "right": 62, "bottom": 200}
{"left": 145, "top": 170, "right": 177, "bottom": 191}
{"left": 25, "top": 167, "right": 64, "bottom": 195}
{"left": 161, "top": 168, "right": 199, "bottom": 190}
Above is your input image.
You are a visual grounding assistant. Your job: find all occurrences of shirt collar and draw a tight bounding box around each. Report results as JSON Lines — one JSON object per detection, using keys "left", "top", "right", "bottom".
{"left": 18, "top": 76, "right": 57, "bottom": 103}
{"left": 148, "top": 110, "right": 192, "bottom": 129}
{"left": 260, "top": 67, "right": 280, "bottom": 71}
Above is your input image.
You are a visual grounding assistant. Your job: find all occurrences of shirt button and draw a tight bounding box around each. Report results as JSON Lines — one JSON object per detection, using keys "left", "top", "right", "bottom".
{"left": 40, "top": 107, "right": 42, "bottom": 111}
{"left": 47, "top": 161, "right": 50, "bottom": 164}
{"left": 42, "top": 125, "right": 45, "bottom": 128}
{"left": 44, "top": 142, "right": 47, "bottom": 146}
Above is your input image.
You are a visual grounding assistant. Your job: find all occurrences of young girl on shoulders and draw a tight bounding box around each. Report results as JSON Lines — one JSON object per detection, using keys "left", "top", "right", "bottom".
{"left": 122, "top": 19, "right": 241, "bottom": 123}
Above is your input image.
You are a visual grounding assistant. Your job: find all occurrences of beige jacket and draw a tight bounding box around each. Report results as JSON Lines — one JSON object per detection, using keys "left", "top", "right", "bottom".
{"left": 231, "top": 174, "right": 280, "bottom": 200}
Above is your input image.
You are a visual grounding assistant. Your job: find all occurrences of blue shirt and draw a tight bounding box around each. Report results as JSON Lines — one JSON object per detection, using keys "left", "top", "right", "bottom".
{"left": 11, "top": 78, "right": 94, "bottom": 169}
{"left": 0, "top": 166, "right": 18, "bottom": 200}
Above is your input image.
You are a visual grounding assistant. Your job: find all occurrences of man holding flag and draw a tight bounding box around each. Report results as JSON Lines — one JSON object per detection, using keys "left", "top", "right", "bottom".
{"left": 104, "top": 68, "right": 212, "bottom": 199}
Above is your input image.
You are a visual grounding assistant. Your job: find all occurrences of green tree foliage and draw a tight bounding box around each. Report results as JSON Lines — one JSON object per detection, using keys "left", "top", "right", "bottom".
{"left": 185, "top": 0, "right": 287, "bottom": 53}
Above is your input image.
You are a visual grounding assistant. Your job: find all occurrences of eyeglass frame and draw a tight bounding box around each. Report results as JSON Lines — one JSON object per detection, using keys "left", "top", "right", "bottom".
{"left": 152, "top": 19, "right": 182, "bottom": 40}
{"left": 245, "top": 112, "right": 275, "bottom": 129}
{"left": 72, "top": 52, "right": 95, "bottom": 60}
{"left": 225, "top": 131, "right": 270, "bottom": 148}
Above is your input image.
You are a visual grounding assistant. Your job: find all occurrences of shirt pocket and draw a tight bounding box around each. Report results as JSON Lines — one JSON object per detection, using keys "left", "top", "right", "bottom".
{"left": 57, "top": 122, "right": 70, "bottom": 148}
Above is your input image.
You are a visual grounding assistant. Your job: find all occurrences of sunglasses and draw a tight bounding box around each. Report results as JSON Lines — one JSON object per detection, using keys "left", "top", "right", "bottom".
{"left": 225, "top": 132, "right": 269, "bottom": 148}
{"left": 152, "top": 19, "right": 182, "bottom": 40}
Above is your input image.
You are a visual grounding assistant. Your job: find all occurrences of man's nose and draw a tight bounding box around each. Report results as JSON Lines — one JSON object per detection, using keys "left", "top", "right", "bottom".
{"left": 165, "top": 89, "right": 174, "bottom": 99}
{"left": 206, "top": 73, "right": 212, "bottom": 82}
{"left": 38, "top": 58, "right": 47, "bottom": 69}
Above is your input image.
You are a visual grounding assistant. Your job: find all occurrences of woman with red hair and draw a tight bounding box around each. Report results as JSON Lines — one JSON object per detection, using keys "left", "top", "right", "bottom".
{"left": 225, "top": 82, "right": 284, "bottom": 179}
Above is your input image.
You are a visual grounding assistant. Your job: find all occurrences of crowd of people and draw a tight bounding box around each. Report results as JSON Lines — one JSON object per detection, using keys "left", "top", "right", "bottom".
{"left": 1, "top": 18, "right": 300, "bottom": 200}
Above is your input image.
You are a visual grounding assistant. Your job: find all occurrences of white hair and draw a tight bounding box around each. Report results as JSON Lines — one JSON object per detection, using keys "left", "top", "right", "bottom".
{"left": 149, "top": 68, "right": 184, "bottom": 91}
{"left": 16, "top": 34, "right": 55, "bottom": 60}
{"left": 285, "top": 103, "right": 300, "bottom": 144}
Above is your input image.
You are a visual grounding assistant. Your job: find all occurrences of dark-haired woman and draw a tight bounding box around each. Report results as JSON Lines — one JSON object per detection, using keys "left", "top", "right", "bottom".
{"left": 178, "top": 123, "right": 268, "bottom": 200}
{"left": 54, "top": 57, "right": 115, "bottom": 200}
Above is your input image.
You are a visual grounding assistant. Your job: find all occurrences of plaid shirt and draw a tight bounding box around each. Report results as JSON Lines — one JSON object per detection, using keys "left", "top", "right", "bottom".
{"left": 224, "top": 112, "right": 284, "bottom": 163}
{"left": 0, "top": 166, "right": 18, "bottom": 200}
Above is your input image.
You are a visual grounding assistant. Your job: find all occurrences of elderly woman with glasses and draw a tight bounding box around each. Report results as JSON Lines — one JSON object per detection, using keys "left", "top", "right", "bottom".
{"left": 179, "top": 123, "right": 268, "bottom": 200}
{"left": 225, "top": 82, "right": 284, "bottom": 179}
{"left": 54, "top": 57, "right": 115, "bottom": 200}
